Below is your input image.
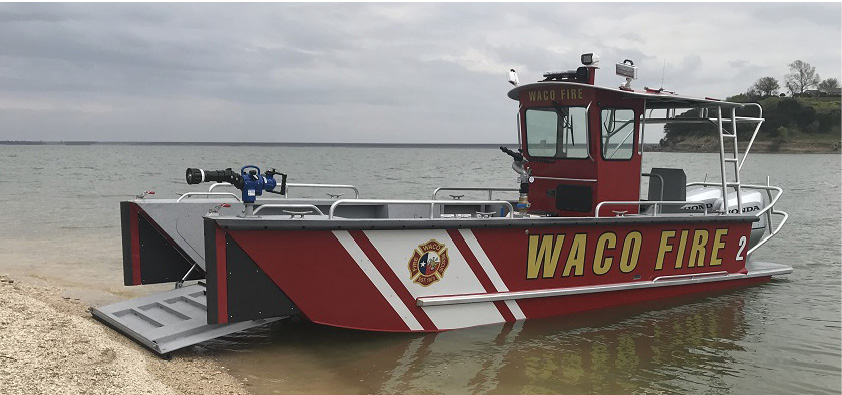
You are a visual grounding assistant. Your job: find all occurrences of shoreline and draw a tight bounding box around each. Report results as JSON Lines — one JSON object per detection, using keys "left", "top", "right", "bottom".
{"left": 644, "top": 140, "right": 842, "bottom": 154}
{"left": 0, "top": 141, "right": 514, "bottom": 149}
{"left": 2, "top": 140, "right": 839, "bottom": 154}
{"left": 0, "top": 274, "right": 249, "bottom": 395}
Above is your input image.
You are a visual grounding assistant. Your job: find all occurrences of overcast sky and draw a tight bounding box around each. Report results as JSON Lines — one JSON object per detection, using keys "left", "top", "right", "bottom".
{"left": 1, "top": 3, "right": 840, "bottom": 144}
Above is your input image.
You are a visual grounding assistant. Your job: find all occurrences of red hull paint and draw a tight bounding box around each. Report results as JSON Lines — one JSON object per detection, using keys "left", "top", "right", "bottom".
{"left": 227, "top": 229, "right": 412, "bottom": 331}
{"left": 348, "top": 230, "right": 437, "bottom": 330}
{"left": 319, "top": 275, "right": 770, "bottom": 332}
{"left": 447, "top": 229, "right": 517, "bottom": 323}
{"left": 514, "top": 275, "right": 769, "bottom": 320}
{"left": 472, "top": 222, "right": 751, "bottom": 292}
{"left": 205, "top": 218, "right": 760, "bottom": 332}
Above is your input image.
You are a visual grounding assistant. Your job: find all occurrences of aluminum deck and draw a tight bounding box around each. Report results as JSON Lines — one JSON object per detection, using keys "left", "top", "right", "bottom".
{"left": 91, "top": 284, "right": 284, "bottom": 356}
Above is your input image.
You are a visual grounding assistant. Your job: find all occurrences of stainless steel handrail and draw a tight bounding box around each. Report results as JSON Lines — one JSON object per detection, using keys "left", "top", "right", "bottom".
{"left": 208, "top": 182, "right": 233, "bottom": 192}
{"left": 641, "top": 173, "right": 664, "bottom": 200}
{"left": 415, "top": 268, "right": 780, "bottom": 307}
{"left": 532, "top": 176, "right": 598, "bottom": 183}
{"left": 209, "top": 182, "right": 360, "bottom": 199}
{"left": 652, "top": 271, "right": 728, "bottom": 282}
{"left": 176, "top": 192, "right": 241, "bottom": 202}
{"left": 432, "top": 187, "right": 519, "bottom": 200}
{"left": 253, "top": 204, "right": 325, "bottom": 216}
{"left": 594, "top": 200, "right": 708, "bottom": 217}
{"left": 328, "top": 199, "right": 514, "bottom": 219}
{"left": 685, "top": 181, "right": 783, "bottom": 217}
{"left": 285, "top": 183, "right": 360, "bottom": 199}
{"left": 739, "top": 103, "right": 764, "bottom": 171}
{"left": 686, "top": 179, "right": 788, "bottom": 256}
{"left": 643, "top": 116, "right": 764, "bottom": 124}
{"left": 747, "top": 209, "right": 788, "bottom": 256}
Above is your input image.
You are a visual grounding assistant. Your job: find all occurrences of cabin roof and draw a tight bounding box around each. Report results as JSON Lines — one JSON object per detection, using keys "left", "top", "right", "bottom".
{"left": 507, "top": 81, "right": 746, "bottom": 110}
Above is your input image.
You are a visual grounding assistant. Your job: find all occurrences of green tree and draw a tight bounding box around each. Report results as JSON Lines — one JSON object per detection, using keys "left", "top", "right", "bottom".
{"left": 743, "top": 88, "right": 761, "bottom": 101}
{"left": 784, "top": 60, "right": 820, "bottom": 95}
{"left": 750, "top": 76, "right": 780, "bottom": 97}
{"left": 818, "top": 78, "right": 839, "bottom": 92}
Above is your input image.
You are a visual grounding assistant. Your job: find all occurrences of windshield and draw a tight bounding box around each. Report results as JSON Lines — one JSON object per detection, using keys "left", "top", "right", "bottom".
{"left": 524, "top": 107, "right": 589, "bottom": 159}
{"left": 601, "top": 108, "right": 636, "bottom": 160}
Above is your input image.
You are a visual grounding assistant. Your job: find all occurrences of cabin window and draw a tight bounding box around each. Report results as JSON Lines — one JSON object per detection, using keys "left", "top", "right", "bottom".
{"left": 600, "top": 108, "right": 636, "bottom": 160}
{"left": 524, "top": 107, "right": 589, "bottom": 159}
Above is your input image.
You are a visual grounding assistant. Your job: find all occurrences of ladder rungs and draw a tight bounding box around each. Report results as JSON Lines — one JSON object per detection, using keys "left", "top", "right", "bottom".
{"left": 721, "top": 133, "right": 738, "bottom": 139}
{"left": 725, "top": 182, "right": 741, "bottom": 187}
{"left": 724, "top": 158, "right": 738, "bottom": 162}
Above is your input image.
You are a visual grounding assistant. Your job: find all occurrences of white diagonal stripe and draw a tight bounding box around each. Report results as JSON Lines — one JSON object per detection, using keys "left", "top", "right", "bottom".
{"left": 504, "top": 300, "right": 525, "bottom": 320}
{"left": 332, "top": 230, "right": 423, "bottom": 331}
{"left": 459, "top": 229, "right": 526, "bottom": 320}
{"left": 362, "top": 229, "right": 503, "bottom": 330}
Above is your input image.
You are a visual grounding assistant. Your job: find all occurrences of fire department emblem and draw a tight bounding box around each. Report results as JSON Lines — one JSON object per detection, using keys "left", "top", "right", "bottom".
{"left": 408, "top": 239, "right": 450, "bottom": 286}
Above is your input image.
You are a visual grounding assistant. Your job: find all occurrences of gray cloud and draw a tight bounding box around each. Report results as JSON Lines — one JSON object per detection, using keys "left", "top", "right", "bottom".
{"left": 0, "top": 3, "right": 839, "bottom": 143}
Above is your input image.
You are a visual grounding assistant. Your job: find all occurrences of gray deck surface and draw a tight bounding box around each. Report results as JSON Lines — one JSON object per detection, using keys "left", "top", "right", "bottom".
{"left": 91, "top": 284, "right": 284, "bottom": 355}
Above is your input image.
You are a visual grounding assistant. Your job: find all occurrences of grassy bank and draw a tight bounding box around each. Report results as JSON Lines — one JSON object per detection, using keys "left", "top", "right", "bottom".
{"left": 659, "top": 96, "right": 841, "bottom": 153}
{"left": 653, "top": 131, "right": 841, "bottom": 153}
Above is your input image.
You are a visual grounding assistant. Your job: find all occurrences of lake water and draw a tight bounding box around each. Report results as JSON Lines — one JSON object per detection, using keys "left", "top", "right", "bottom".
{"left": 0, "top": 145, "right": 839, "bottom": 394}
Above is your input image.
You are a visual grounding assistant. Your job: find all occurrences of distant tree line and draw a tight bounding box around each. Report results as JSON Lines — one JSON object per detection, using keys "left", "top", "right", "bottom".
{"left": 661, "top": 59, "right": 841, "bottom": 145}
{"left": 744, "top": 60, "right": 839, "bottom": 99}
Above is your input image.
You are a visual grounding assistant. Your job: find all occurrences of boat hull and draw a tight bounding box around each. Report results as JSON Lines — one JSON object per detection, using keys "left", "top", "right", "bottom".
{"left": 200, "top": 215, "right": 789, "bottom": 332}
{"left": 322, "top": 274, "right": 773, "bottom": 332}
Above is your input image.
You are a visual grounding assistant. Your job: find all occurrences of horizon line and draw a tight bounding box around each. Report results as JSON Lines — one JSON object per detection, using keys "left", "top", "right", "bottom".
{"left": 0, "top": 140, "right": 664, "bottom": 147}
{"left": 0, "top": 140, "right": 523, "bottom": 147}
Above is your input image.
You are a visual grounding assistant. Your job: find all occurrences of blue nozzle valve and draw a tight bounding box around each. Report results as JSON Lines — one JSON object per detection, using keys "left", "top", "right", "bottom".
{"left": 240, "top": 165, "right": 282, "bottom": 203}
{"left": 185, "top": 165, "right": 287, "bottom": 204}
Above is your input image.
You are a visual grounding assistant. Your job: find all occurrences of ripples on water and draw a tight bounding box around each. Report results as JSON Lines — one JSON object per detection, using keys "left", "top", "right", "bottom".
{"left": 206, "top": 291, "right": 774, "bottom": 394}
{"left": 0, "top": 146, "right": 839, "bottom": 394}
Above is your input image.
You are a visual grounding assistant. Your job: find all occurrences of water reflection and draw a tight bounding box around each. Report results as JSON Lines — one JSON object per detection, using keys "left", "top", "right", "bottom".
{"left": 205, "top": 291, "right": 754, "bottom": 395}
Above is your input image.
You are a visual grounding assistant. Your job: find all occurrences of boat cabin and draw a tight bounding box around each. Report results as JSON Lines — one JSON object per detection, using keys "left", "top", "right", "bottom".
{"left": 506, "top": 53, "right": 752, "bottom": 218}
{"left": 508, "top": 60, "right": 643, "bottom": 217}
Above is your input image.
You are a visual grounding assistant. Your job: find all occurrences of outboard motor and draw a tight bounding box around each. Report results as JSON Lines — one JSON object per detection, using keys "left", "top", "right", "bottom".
{"left": 683, "top": 186, "right": 767, "bottom": 248}
{"left": 186, "top": 166, "right": 287, "bottom": 215}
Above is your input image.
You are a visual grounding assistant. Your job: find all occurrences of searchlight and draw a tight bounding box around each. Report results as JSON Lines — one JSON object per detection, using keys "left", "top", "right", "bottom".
{"left": 617, "top": 59, "right": 637, "bottom": 90}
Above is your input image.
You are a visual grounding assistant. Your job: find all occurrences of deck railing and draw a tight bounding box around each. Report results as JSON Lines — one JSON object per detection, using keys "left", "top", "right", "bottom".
{"left": 328, "top": 199, "right": 514, "bottom": 219}
{"left": 252, "top": 204, "right": 325, "bottom": 216}
{"left": 686, "top": 179, "right": 787, "bottom": 256}
{"left": 175, "top": 192, "right": 241, "bottom": 202}
{"left": 432, "top": 187, "right": 519, "bottom": 200}
{"left": 209, "top": 182, "right": 360, "bottom": 199}
{"left": 594, "top": 200, "right": 709, "bottom": 217}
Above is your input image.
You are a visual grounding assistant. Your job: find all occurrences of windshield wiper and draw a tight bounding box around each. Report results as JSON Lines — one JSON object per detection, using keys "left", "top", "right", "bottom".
{"left": 552, "top": 101, "right": 573, "bottom": 145}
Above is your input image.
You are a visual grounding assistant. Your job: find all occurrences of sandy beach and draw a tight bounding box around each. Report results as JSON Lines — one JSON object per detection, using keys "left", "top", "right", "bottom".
{"left": 0, "top": 274, "right": 249, "bottom": 395}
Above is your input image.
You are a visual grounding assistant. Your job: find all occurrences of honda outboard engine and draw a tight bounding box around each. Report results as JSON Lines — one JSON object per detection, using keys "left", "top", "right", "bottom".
{"left": 683, "top": 186, "right": 767, "bottom": 248}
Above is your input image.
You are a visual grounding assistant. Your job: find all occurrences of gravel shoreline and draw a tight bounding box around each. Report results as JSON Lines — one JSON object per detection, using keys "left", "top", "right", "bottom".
{"left": 0, "top": 274, "right": 249, "bottom": 395}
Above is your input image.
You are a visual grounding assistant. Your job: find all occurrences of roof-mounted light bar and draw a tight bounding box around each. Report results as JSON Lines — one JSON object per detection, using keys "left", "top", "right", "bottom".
{"left": 543, "top": 69, "right": 577, "bottom": 78}
{"left": 542, "top": 68, "right": 590, "bottom": 83}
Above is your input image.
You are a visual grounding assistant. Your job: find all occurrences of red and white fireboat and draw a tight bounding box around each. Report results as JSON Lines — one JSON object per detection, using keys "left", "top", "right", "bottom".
{"left": 93, "top": 53, "right": 791, "bottom": 356}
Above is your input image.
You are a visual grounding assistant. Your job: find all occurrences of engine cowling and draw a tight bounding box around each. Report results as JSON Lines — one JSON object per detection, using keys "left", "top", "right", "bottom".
{"left": 683, "top": 186, "right": 767, "bottom": 249}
